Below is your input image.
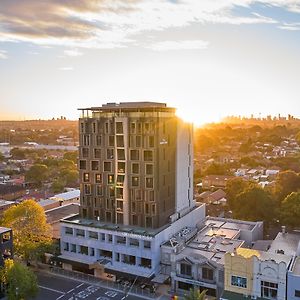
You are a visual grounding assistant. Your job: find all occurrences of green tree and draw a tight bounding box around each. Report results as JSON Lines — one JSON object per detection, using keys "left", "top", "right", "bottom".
{"left": 225, "top": 178, "right": 252, "bottom": 210}
{"left": 10, "top": 148, "right": 27, "bottom": 160}
{"left": 0, "top": 259, "right": 38, "bottom": 300}
{"left": 184, "top": 288, "right": 206, "bottom": 300}
{"left": 203, "top": 163, "right": 229, "bottom": 176}
{"left": 234, "top": 186, "right": 276, "bottom": 223}
{"left": 25, "top": 164, "right": 49, "bottom": 186}
{"left": 281, "top": 192, "right": 300, "bottom": 228}
{"left": 273, "top": 171, "right": 300, "bottom": 202}
{"left": 63, "top": 151, "right": 78, "bottom": 164}
{"left": 1, "top": 200, "right": 52, "bottom": 262}
{"left": 51, "top": 179, "right": 65, "bottom": 193}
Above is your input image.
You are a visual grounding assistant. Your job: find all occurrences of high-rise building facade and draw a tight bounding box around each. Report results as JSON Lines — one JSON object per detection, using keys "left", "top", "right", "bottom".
{"left": 78, "top": 102, "right": 193, "bottom": 228}
{"left": 59, "top": 102, "right": 204, "bottom": 279}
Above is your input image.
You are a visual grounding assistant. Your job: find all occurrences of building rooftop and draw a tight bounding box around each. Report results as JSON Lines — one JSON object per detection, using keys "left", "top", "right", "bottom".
{"left": 50, "top": 189, "right": 80, "bottom": 201}
{"left": 46, "top": 203, "right": 80, "bottom": 224}
{"left": 0, "top": 227, "right": 11, "bottom": 234}
{"left": 236, "top": 248, "right": 292, "bottom": 265}
{"left": 268, "top": 231, "right": 300, "bottom": 256}
{"left": 79, "top": 102, "right": 175, "bottom": 112}
{"left": 61, "top": 214, "right": 169, "bottom": 237}
{"left": 0, "top": 199, "right": 14, "bottom": 207}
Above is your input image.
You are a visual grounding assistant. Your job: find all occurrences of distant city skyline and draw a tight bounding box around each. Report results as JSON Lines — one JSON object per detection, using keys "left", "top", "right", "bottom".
{"left": 0, "top": 0, "right": 300, "bottom": 125}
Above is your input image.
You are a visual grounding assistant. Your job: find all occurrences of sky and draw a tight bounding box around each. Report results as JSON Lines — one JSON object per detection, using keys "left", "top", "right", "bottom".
{"left": 0, "top": 0, "right": 300, "bottom": 125}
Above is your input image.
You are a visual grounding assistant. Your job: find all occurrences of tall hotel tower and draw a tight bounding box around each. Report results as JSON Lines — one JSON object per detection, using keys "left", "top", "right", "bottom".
{"left": 59, "top": 102, "right": 205, "bottom": 278}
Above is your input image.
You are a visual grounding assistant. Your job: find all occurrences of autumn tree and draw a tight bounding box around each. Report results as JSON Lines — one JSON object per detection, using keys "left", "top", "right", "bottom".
{"left": 1, "top": 200, "right": 52, "bottom": 262}
{"left": 280, "top": 192, "right": 300, "bottom": 228}
{"left": 0, "top": 259, "right": 38, "bottom": 300}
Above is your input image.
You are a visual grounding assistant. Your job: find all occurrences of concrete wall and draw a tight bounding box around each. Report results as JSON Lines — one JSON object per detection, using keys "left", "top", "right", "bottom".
{"left": 176, "top": 120, "right": 193, "bottom": 214}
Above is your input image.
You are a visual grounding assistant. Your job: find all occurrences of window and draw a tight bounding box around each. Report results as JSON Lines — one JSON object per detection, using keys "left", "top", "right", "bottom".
{"left": 116, "top": 188, "right": 123, "bottom": 199}
{"left": 295, "top": 290, "right": 300, "bottom": 298}
{"left": 95, "top": 174, "right": 102, "bottom": 183}
{"left": 109, "top": 135, "right": 114, "bottom": 147}
{"left": 149, "top": 136, "right": 154, "bottom": 147}
{"left": 118, "top": 162, "right": 125, "bottom": 173}
{"left": 178, "top": 282, "right": 193, "bottom": 291}
{"left": 96, "top": 135, "right": 102, "bottom": 146}
{"left": 144, "top": 150, "right": 153, "bottom": 161}
{"left": 94, "top": 148, "right": 101, "bottom": 158}
{"left": 83, "top": 135, "right": 90, "bottom": 146}
{"left": 136, "top": 136, "right": 142, "bottom": 147}
{"left": 231, "top": 276, "right": 247, "bottom": 288}
{"left": 91, "top": 161, "right": 99, "bottom": 171}
{"left": 146, "top": 164, "right": 153, "bottom": 175}
{"left": 202, "top": 267, "right": 214, "bottom": 281}
{"left": 146, "top": 177, "right": 153, "bottom": 188}
{"left": 76, "top": 229, "right": 85, "bottom": 237}
{"left": 132, "top": 163, "right": 139, "bottom": 174}
{"left": 96, "top": 185, "right": 103, "bottom": 196}
{"left": 80, "top": 245, "right": 88, "bottom": 255}
{"left": 132, "top": 176, "right": 139, "bottom": 187}
{"left": 83, "top": 173, "right": 89, "bottom": 182}
{"left": 84, "top": 184, "right": 91, "bottom": 195}
{"left": 107, "top": 149, "right": 114, "bottom": 159}
{"left": 104, "top": 161, "right": 112, "bottom": 172}
{"left": 117, "top": 175, "right": 125, "bottom": 185}
{"left": 89, "top": 231, "right": 98, "bottom": 239}
{"left": 180, "top": 263, "right": 192, "bottom": 276}
{"left": 116, "top": 122, "right": 123, "bottom": 134}
{"left": 116, "top": 200, "right": 123, "bottom": 210}
{"left": 261, "top": 281, "right": 278, "bottom": 299}
{"left": 117, "top": 149, "right": 125, "bottom": 160}
{"left": 79, "top": 160, "right": 86, "bottom": 170}
{"left": 130, "top": 122, "right": 136, "bottom": 134}
{"left": 116, "top": 135, "right": 124, "bottom": 147}
{"left": 65, "top": 227, "right": 73, "bottom": 235}
{"left": 107, "top": 174, "right": 114, "bottom": 184}
{"left": 130, "top": 150, "right": 139, "bottom": 160}
{"left": 82, "top": 148, "right": 89, "bottom": 158}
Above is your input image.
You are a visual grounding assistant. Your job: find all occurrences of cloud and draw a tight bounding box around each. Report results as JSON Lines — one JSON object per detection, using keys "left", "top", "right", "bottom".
{"left": 149, "top": 40, "right": 209, "bottom": 51}
{"left": 0, "top": 50, "right": 8, "bottom": 59}
{"left": 59, "top": 66, "right": 74, "bottom": 71}
{"left": 278, "top": 22, "right": 300, "bottom": 31}
{"left": 0, "top": 0, "right": 298, "bottom": 49}
{"left": 63, "top": 48, "right": 83, "bottom": 57}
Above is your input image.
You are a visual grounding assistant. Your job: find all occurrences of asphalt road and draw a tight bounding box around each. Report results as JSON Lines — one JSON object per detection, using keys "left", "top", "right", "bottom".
{"left": 35, "top": 271, "right": 150, "bottom": 300}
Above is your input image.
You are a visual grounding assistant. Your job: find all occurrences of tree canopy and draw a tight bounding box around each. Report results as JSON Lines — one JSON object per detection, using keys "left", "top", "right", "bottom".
{"left": 233, "top": 186, "right": 275, "bottom": 222}
{"left": 273, "top": 171, "right": 300, "bottom": 201}
{"left": 280, "top": 192, "right": 300, "bottom": 228}
{"left": 0, "top": 259, "right": 38, "bottom": 300}
{"left": 25, "top": 164, "right": 49, "bottom": 186}
{"left": 225, "top": 177, "right": 252, "bottom": 210}
{"left": 1, "top": 200, "right": 52, "bottom": 262}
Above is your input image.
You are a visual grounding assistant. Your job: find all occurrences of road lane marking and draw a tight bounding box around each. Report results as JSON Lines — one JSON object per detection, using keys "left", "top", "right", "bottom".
{"left": 38, "top": 285, "right": 65, "bottom": 294}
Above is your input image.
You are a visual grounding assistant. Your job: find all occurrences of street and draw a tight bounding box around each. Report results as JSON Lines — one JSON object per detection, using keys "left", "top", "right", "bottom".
{"left": 35, "top": 271, "right": 152, "bottom": 300}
